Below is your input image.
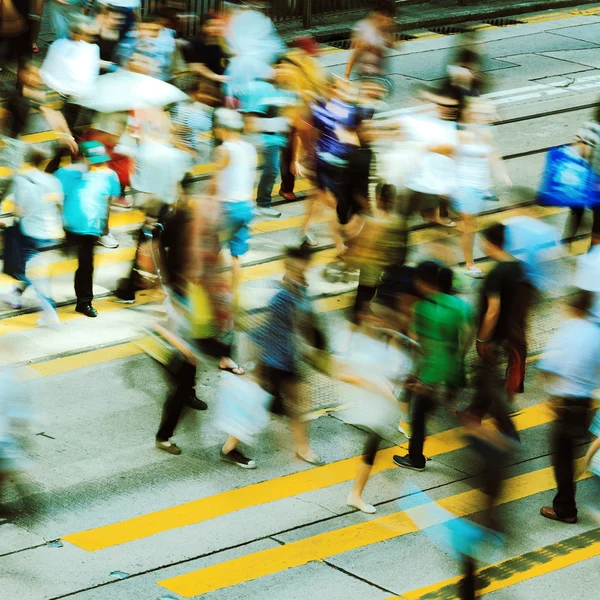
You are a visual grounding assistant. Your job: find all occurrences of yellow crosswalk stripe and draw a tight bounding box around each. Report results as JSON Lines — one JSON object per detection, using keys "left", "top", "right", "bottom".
{"left": 157, "top": 460, "right": 593, "bottom": 597}
{"left": 63, "top": 399, "right": 572, "bottom": 552}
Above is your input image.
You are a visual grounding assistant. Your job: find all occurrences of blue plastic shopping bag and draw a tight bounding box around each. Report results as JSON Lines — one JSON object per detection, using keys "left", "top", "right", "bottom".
{"left": 537, "top": 145, "right": 600, "bottom": 208}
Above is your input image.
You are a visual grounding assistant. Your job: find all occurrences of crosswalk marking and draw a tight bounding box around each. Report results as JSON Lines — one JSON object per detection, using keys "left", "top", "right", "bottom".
{"left": 63, "top": 399, "right": 575, "bottom": 552}
{"left": 395, "top": 527, "right": 600, "bottom": 599}
{"left": 156, "top": 460, "right": 593, "bottom": 597}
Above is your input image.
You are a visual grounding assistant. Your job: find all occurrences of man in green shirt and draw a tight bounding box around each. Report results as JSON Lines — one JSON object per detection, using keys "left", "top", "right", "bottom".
{"left": 393, "top": 261, "right": 473, "bottom": 470}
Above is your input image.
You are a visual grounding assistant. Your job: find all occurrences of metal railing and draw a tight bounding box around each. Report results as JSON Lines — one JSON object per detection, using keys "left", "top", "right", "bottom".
{"left": 141, "top": 0, "right": 371, "bottom": 33}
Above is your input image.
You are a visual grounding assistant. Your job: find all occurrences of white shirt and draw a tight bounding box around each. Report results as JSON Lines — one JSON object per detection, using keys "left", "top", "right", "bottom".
{"left": 13, "top": 170, "right": 64, "bottom": 240}
{"left": 41, "top": 39, "right": 100, "bottom": 98}
{"left": 539, "top": 317, "right": 600, "bottom": 398}
{"left": 131, "top": 140, "right": 192, "bottom": 204}
{"left": 404, "top": 116, "right": 458, "bottom": 196}
{"left": 217, "top": 140, "right": 258, "bottom": 203}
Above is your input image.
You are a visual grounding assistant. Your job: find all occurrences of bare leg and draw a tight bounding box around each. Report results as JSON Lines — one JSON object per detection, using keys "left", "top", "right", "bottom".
{"left": 231, "top": 256, "right": 241, "bottom": 294}
{"left": 347, "top": 434, "right": 379, "bottom": 513}
{"left": 461, "top": 213, "right": 476, "bottom": 268}
{"left": 301, "top": 191, "right": 319, "bottom": 238}
{"left": 222, "top": 436, "right": 239, "bottom": 454}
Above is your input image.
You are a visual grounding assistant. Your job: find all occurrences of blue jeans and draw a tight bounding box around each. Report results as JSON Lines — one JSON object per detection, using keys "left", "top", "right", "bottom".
{"left": 15, "top": 234, "right": 55, "bottom": 307}
{"left": 256, "top": 144, "right": 281, "bottom": 208}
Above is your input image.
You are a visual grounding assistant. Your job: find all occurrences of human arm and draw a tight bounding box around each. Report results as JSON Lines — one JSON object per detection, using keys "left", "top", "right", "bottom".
{"left": 206, "top": 144, "right": 230, "bottom": 198}
{"left": 39, "top": 106, "right": 78, "bottom": 154}
{"left": 477, "top": 293, "right": 500, "bottom": 356}
{"left": 344, "top": 39, "right": 365, "bottom": 79}
{"left": 190, "top": 62, "right": 229, "bottom": 84}
{"left": 583, "top": 436, "right": 600, "bottom": 473}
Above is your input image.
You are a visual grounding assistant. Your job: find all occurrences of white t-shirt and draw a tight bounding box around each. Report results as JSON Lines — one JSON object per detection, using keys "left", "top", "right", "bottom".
{"left": 131, "top": 140, "right": 192, "bottom": 204}
{"left": 41, "top": 39, "right": 100, "bottom": 99}
{"left": 403, "top": 116, "right": 458, "bottom": 196}
{"left": 217, "top": 140, "right": 258, "bottom": 203}
{"left": 13, "top": 170, "right": 64, "bottom": 241}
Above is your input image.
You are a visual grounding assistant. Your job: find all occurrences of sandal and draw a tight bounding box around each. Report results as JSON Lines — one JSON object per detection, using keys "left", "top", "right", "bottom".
{"left": 219, "top": 365, "right": 245, "bottom": 376}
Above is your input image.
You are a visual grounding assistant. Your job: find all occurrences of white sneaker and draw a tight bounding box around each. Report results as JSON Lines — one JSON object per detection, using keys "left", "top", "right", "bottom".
{"left": 257, "top": 206, "right": 282, "bottom": 218}
{"left": 302, "top": 233, "right": 318, "bottom": 247}
{"left": 98, "top": 233, "right": 119, "bottom": 249}
{"left": 1, "top": 291, "right": 22, "bottom": 309}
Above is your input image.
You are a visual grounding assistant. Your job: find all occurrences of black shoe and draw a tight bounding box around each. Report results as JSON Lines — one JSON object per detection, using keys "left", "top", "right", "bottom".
{"left": 75, "top": 303, "right": 98, "bottom": 318}
{"left": 392, "top": 454, "right": 425, "bottom": 471}
{"left": 113, "top": 287, "right": 136, "bottom": 304}
{"left": 220, "top": 449, "right": 256, "bottom": 469}
{"left": 185, "top": 395, "right": 208, "bottom": 411}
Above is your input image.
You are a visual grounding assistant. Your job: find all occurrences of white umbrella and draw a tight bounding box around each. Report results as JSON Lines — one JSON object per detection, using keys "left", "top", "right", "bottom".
{"left": 75, "top": 70, "right": 188, "bottom": 112}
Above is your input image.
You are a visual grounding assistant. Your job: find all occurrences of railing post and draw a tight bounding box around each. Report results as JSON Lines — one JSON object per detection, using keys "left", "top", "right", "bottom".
{"left": 303, "top": 0, "right": 312, "bottom": 29}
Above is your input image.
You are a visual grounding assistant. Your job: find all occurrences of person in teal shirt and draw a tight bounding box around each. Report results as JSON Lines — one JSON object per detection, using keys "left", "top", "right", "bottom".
{"left": 238, "top": 67, "right": 298, "bottom": 218}
{"left": 56, "top": 141, "right": 120, "bottom": 318}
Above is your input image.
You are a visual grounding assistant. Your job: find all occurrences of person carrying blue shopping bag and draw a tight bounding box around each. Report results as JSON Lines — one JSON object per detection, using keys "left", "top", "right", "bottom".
{"left": 538, "top": 126, "right": 600, "bottom": 248}
{"left": 1, "top": 148, "right": 64, "bottom": 327}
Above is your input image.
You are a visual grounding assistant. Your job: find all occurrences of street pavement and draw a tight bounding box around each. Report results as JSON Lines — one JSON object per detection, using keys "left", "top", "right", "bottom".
{"left": 2, "top": 5, "right": 600, "bottom": 600}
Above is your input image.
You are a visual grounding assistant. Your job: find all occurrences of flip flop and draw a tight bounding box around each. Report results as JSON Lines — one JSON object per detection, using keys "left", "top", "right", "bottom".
{"left": 219, "top": 365, "right": 245, "bottom": 376}
{"left": 32, "top": 46, "right": 40, "bottom": 54}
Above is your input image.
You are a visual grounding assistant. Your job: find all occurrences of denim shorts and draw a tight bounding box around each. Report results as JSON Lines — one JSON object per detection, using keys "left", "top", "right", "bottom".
{"left": 223, "top": 201, "right": 254, "bottom": 257}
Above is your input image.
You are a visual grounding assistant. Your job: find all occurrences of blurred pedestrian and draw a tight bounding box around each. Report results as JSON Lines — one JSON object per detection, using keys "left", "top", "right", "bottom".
{"left": 55, "top": 141, "right": 120, "bottom": 317}
{"left": 563, "top": 124, "right": 600, "bottom": 248}
{"left": 393, "top": 261, "right": 473, "bottom": 470}
{"left": 41, "top": 16, "right": 101, "bottom": 173}
{"left": 453, "top": 97, "right": 510, "bottom": 278}
{"left": 466, "top": 223, "right": 523, "bottom": 440}
{"left": 1, "top": 148, "right": 63, "bottom": 327}
{"left": 209, "top": 107, "right": 257, "bottom": 293}
{"left": 344, "top": 3, "right": 395, "bottom": 80}
{"left": 311, "top": 76, "right": 363, "bottom": 256}
{"left": 256, "top": 246, "right": 323, "bottom": 465}
{"left": 117, "top": 14, "right": 176, "bottom": 82}
{"left": 48, "top": 0, "right": 82, "bottom": 41}
{"left": 239, "top": 62, "right": 299, "bottom": 218}
{"left": 96, "top": 0, "right": 140, "bottom": 40}
{"left": 539, "top": 290, "right": 600, "bottom": 523}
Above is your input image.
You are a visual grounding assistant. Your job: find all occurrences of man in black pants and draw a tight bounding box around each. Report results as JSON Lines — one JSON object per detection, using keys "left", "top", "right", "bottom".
{"left": 538, "top": 290, "right": 600, "bottom": 523}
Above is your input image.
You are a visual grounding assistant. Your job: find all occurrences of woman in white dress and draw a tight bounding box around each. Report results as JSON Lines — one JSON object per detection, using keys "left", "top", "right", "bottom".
{"left": 453, "top": 98, "right": 511, "bottom": 278}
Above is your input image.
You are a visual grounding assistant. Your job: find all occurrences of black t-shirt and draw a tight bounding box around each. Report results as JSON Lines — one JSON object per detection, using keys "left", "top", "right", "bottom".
{"left": 183, "top": 39, "right": 226, "bottom": 76}
{"left": 479, "top": 260, "right": 525, "bottom": 342}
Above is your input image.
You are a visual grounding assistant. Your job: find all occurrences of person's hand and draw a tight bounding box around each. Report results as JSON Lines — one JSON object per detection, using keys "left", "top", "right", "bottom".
{"left": 61, "top": 135, "right": 78, "bottom": 155}
{"left": 217, "top": 75, "right": 230, "bottom": 83}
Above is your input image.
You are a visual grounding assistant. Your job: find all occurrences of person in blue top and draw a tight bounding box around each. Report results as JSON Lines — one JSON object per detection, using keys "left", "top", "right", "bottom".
{"left": 55, "top": 141, "right": 120, "bottom": 318}
{"left": 311, "top": 77, "right": 367, "bottom": 255}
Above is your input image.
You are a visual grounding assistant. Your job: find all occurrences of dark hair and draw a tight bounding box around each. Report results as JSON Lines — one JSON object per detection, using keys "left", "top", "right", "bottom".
{"left": 455, "top": 47, "right": 480, "bottom": 68}
{"left": 285, "top": 246, "right": 312, "bottom": 262}
{"left": 140, "top": 14, "right": 160, "bottom": 24}
{"left": 26, "top": 147, "right": 49, "bottom": 168}
{"left": 437, "top": 266, "right": 454, "bottom": 294}
{"left": 481, "top": 222, "right": 506, "bottom": 249}
{"left": 415, "top": 260, "right": 441, "bottom": 288}
{"left": 568, "top": 289, "right": 594, "bottom": 313}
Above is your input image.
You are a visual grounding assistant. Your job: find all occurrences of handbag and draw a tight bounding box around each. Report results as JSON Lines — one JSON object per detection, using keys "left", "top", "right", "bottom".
{"left": 0, "top": 0, "right": 27, "bottom": 38}
{"left": 537, "top": 145, "right": 600, "bottom": 208}
{"left": 2, "top": 223, "right": 24, "bottom": 279}
{"left": 188, "top": 281, "right": 215, "bottom": 340}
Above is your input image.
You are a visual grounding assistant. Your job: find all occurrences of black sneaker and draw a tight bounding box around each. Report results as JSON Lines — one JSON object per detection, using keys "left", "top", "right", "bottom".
{"left": 185, "top": 395, "right": 208, "bottom": 411}
{"left": 220, "top": 449, "right": 256, "bottom": 469}
{"left": 392, "top": 454, "right": 425, "bottom": 471}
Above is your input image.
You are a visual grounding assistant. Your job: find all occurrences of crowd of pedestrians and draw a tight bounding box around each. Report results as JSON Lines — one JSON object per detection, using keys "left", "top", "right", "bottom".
{"left": 2, "top": 2, "right": 600, "bottom": 598}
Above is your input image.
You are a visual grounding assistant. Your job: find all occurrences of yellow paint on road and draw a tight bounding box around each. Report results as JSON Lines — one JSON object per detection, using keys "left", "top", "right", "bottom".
{"left": 157, "top": 460, "right": 593, "bottom": 598}
{"left": 63, "top": 399, "right": 566, "bottom": 553}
